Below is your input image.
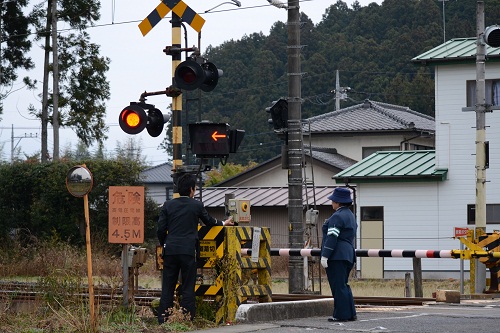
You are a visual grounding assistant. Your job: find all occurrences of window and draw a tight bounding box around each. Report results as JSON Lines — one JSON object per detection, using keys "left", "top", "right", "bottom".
{"left": 466, "top": 79, "right": 500, "bottom": 107}
{"left": 166, "top": 187, "right": 174, "bottom": 201}
{"left": 361, "top": 206, "right": 384, "bottom": 221}
{"left": 467, "top": 204, "right": 500, "bottom": 225}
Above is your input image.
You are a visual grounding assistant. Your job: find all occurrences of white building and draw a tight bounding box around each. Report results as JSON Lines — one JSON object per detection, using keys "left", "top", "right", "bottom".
{"left": 336, "top": 38, "right": 500, "bottom": 279}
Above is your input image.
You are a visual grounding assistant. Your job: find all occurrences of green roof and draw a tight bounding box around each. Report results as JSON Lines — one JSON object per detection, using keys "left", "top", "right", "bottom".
{"left": 412, "top": 38, "right": 500, "bottom": 65}
{"left": 333, "top": 150, "right": 448, "bottom": 184}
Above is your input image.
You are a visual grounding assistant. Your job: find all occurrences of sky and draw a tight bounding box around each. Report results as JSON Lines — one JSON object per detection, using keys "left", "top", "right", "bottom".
{"left": 0, "top": 0, "right": 381, "bottom": 165}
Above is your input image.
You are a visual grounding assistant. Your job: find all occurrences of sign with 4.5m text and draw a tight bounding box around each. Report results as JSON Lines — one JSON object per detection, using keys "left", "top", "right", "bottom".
{"left": 108, "top": 186, "right": 144, "bottom": 244}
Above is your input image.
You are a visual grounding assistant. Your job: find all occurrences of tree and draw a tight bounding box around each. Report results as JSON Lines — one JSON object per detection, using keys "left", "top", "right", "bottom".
{"left": 0, "top": 0, "right": 36, "bottom": 116}
{"left": 114, "top": 137, "right": 146, "bottom": 163}
{"left": 204, "top": 162, "right": 258, "bottom": 186}
{"left": 0, "top": 159, "right": 156, "bottom": 243}
{"left": 30, "top": 0, "right": 109, "bottom": 161}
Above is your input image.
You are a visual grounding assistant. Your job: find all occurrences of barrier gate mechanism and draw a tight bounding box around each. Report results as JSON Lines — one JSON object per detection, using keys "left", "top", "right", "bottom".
{"left": 453, "top": 230, "right": 500, "bottom": 293}
{"left": 155, "top": 226, "right": 271, "bottom": 324}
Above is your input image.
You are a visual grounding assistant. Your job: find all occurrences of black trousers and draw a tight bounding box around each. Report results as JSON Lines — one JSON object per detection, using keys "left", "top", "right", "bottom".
{"left": 325, "top": 259, "right": 356, "bottom": 320}
{"left": 158, "top": 254, "right": 197, "bottom": 324}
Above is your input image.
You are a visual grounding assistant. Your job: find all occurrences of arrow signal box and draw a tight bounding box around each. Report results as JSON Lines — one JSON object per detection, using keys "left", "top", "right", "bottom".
{"left": 189, "top": 122, "right": 229, "bottom": 157}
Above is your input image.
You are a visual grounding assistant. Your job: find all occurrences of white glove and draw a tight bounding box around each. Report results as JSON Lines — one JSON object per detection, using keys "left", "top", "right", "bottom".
{"left": 321, "top": 257, "right": 328, "bottom": 268}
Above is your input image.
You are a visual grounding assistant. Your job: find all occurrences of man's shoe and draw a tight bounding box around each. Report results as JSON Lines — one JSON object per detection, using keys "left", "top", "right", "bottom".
{"left": 328, "top": 317, "right": 347, "bottom": 322}
{"left": 328, "top": 316, "right": 357, "bottom": 322}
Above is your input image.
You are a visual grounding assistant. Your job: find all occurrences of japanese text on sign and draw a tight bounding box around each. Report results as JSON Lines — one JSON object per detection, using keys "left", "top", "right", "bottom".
{"left": 108, "top": 186, "right": 144, "bottom": 244}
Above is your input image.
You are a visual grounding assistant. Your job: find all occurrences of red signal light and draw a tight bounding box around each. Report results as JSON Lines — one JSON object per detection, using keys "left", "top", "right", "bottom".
{"left": 122, "top": 110, "right": 141, "bottom": 128}
{"left": 178, "top": 66, "right": 197, "bottom": 84}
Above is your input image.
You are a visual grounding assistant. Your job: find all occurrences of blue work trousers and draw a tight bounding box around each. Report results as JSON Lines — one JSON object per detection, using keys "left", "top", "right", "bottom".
{"left": 325, "top": 259, "right": 356, "bottom": 320}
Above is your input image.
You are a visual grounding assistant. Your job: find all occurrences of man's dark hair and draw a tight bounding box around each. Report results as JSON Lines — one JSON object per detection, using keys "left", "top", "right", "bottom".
{"left": 177, "top": 173, "right": 196, "bottom": 196}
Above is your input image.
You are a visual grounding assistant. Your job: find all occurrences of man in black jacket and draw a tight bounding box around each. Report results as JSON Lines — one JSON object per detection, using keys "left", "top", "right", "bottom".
{"left": 157, "top": 173, "right": 234, "bottom": 324}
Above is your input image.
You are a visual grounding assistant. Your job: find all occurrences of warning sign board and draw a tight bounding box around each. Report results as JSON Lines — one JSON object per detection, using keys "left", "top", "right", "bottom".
{"left": 108, "top": 186, "right": 144, "bottom": 244}
{"left": 454, "top": 227, "right": 469, "bottom": 238}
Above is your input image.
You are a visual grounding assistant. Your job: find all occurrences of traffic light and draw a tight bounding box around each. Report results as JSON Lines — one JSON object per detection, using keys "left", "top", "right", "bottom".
{"left": 119, "top": 102, "right": 169, "bottom": 137}
{"left": 265, "top": 98, "right": 288, "bottom": 131}
{"left": 189, "top": 122, "right": 230, "bottom": 157}
{"left": 175, "top": 59, "right": 223, "bottom": 92}
{"left": 484, "top": 25, "right": 500, "bottom": 48}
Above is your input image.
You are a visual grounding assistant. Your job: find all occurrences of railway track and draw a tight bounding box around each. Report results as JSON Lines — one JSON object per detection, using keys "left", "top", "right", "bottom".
{"left": 0, "top": 281, "right": 434, "bottom": 307}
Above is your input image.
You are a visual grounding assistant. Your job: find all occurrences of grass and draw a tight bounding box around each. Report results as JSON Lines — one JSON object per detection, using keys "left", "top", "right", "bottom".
{"left": 0, "top": 237, "right": 472, "bottom": 332}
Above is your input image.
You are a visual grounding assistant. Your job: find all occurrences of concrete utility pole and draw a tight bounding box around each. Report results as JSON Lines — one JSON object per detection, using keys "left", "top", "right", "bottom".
{"left": 474, "top": 0, "right": 487, "bottom": 294}
{"left": 41, "top": 0, "right": 51, "bottom": 163}
{"left": 287, "top": 0, "right": 304, "bottom": 293}
{"left": 52, "top": 0, "right": 59, "bottom": 160}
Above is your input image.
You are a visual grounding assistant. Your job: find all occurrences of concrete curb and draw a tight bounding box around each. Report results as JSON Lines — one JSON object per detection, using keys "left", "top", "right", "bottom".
{"left": 235, "top": 299, "right": 333, "bottom": 323}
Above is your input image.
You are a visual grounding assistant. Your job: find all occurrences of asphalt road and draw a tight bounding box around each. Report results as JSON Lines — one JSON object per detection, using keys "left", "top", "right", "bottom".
{"left": 196, "top": 299, "right": 500, "bottom": 333}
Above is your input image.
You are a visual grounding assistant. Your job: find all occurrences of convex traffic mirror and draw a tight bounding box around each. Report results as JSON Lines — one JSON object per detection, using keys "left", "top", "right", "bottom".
{"left": 66, "top": 165, "right": 93, "bottom": 197}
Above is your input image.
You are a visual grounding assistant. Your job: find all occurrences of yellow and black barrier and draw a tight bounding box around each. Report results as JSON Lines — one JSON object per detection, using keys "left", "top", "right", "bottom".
{"left": 454, "top": 230, "right": 500, "bottom": 293}
{"left": 224, "top": 226, "right": 272, "bottom": 323}
{"left": 155, "top": 225, "right": 271, "bottom": 324}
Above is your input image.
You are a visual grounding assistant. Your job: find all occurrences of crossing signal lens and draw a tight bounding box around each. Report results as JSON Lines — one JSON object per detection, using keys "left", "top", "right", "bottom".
{"left": 119, "top": 105, "right": 147, "bottom": 134}
{"left": 177, "top": 64, "right": 199, "bottom": 85}
{"left": 124, "top": 112, "right": 141, "bottom": 128}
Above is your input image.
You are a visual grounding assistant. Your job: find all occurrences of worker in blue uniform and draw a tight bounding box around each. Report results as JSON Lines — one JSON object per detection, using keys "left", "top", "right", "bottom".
{"left": 321, "top": 187, "right": 357, "bottom": 322}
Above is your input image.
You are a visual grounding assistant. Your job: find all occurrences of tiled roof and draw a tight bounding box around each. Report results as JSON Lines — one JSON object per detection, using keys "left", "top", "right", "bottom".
{"left": 197, "top": 186, "right": 337, "bottom": 207}
{"left": 304, "top": 100, "right": 435, "bottom": 133}
{"left": 140, "top": 162, "right": 174, "bottom": 184}
{"left": 333, "top": 150, "right": 447, "bottom": 183}
{"left": 306, "top": 147, "right": 357, "bottom": 169}
{"left": 412, "top": 38, "right": 500, "bottom": 64}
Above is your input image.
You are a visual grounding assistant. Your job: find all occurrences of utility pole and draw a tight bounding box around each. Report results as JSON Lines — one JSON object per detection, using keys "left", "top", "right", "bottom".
{"left": 52, "top": 0, "right": 59, "bottom": 160}
{"left": 474, "top": 0, "right": 487, "bottom": 294}
{"left": 11, "top": 125, "right": 38, "bottom": 162}
{"left": 334, "top": 70, "right": 350, "bottom": 111}
{"left": 41, "top": 0, "right": 51, "bottom": 163}
{"left": 287, "top": 0, "right": 304, "bottom": 293}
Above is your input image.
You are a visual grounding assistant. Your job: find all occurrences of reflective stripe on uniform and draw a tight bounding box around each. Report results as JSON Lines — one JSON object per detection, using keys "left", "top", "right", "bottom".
{"left": 327, "top": 227, "right": 340, "bottom": 237}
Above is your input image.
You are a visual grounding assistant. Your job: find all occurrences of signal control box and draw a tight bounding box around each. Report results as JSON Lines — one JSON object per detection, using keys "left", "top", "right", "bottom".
{"left": 228, "top": 199, "right": 251, "bottom": 223}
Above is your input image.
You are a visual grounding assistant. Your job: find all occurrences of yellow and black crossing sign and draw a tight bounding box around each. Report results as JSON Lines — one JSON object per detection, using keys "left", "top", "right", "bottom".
{"left": 139, "top": 0, "right": 205, "bottom": 36}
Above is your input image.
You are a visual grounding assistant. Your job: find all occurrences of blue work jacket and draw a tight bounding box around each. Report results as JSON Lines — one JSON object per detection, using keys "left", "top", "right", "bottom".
{"left": 321, "top": 206, "right": 357, "bottom": 263}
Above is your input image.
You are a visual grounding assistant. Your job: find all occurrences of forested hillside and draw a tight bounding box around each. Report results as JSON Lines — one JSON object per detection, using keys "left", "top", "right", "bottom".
{"left": 186, "top": 0, "right": 500, "bottom": 164}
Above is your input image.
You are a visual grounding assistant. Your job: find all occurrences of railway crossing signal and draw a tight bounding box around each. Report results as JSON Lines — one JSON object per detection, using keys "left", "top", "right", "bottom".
{"left": 119, "top": 102, "right": 170, "bottom": 137}
{"left": 484, "top": 25, "right": 500, "bottom": 48}
{"left": 175, "top": 58, "right": 223, "bottom": 92}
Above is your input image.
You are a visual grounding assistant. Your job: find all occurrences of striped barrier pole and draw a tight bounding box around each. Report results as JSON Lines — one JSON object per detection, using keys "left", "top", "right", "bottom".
{"left": 241, "top": 248, "right": 458, "bottom": 259}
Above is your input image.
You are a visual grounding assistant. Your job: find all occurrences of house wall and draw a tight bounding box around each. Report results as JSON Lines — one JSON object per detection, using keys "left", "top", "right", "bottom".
{"left": 311, "top": 135, "right": 433, "bottom": 161}
{"left": 353, "top": 62, "right": 500, "bottom": 278}
{"left": 227, "top": 163, "right": 338, "bottom": 187}
{"left": 356, "top": 182, "right": 464, "bottom": 279}
{"left": 144, "top": 184, "right": 168, "bottom": 205}
{"left": 435, "top": 63, "right": 500, "bottom": 228}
